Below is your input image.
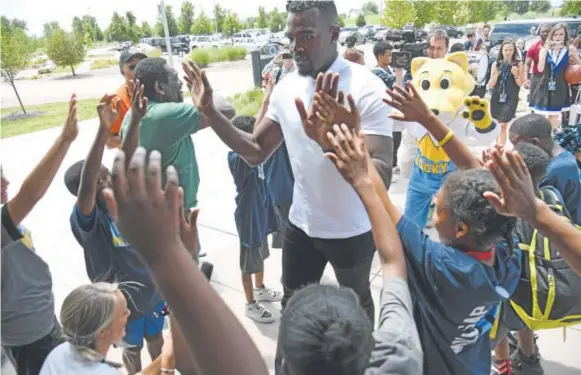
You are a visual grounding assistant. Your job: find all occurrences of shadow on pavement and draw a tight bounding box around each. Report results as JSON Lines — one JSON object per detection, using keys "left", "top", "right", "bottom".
{"left": 541, "top": 359, "right": 581, "bottom": 375}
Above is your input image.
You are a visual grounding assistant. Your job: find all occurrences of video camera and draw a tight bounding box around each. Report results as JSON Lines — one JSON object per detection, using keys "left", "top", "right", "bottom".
{"left": 386, "top": 28, "right": 429, "bottom": 70}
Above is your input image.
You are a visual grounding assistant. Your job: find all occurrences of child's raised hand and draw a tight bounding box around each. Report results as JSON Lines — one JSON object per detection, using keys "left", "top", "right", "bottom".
{"left": 314, "top": 91, "right": 360, "bottom": 132}
{"left": 384, "top": 83, "right": 433, "bottom": 124}
{"left": 483, "top": 149, "right": 538, "bottom": 221}
{"left": 324, "top": 124, "right": 371, "bottom": 189}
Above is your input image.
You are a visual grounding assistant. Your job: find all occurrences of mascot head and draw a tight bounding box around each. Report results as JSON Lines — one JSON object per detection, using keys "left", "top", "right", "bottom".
{"left": 411, "top": 52, "right": 475, "bottom": 117}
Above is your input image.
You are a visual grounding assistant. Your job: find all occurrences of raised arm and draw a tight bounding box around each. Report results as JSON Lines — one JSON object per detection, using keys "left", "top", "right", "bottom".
{"left": 485, "top": 150, "right": 581, "bottom": 275}
{"left": 325, "top": 125, "right": 405, "bottom": 279}
{"left": 103, "top": 149, "right": 268, "bottom": 375}
{"left": 76, "top": 95, "right": 118, "bottom": 216}
{"left": 385, "top": 83, "right": 481, "bottom": 169}
{"left": 488, "top": 63, "right": 499, "bottom": 88}
{"left": 537, "top": 46, "right": 548, "bottom": 73}
{"left": 7, "top": 95, "right": 78, "bottom": 226}
{"left": 121, "top": 80, "right": 148, "bottom": 171}
{"left": 183, "top": 61, "right": 282, "bottom": 166}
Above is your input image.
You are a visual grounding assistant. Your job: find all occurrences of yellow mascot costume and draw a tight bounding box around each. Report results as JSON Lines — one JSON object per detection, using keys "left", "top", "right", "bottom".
{"left": 403, "top": 51, "right": 500, "bottom": 228}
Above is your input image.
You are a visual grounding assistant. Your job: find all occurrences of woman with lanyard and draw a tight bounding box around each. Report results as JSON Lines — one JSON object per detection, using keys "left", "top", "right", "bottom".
{"left": 489, "top": 39, "right": 524, "bottom": 146}
{"left": 531, "top": 23, "right": 581, "bottom": 129}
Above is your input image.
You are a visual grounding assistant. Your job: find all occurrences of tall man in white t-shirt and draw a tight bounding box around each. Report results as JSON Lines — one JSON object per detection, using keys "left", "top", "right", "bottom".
{"left": 184, "top": 3, "right": 392, "bottom": 367}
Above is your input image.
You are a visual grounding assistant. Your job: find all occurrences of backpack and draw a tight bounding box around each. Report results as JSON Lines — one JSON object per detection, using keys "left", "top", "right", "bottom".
{"left": 509, "top": 187, "right": 581, "bottom": 330}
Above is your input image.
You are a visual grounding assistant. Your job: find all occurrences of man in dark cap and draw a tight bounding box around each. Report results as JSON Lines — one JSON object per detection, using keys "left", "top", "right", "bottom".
{"left": 106, "top": 49, "right": 147, "bottom": 149}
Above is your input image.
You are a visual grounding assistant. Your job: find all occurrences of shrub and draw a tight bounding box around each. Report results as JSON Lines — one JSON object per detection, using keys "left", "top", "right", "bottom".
{"left": 190, "top": 48, "right": 211, "bottom": 67}
{"left": 91, "top": 59, "right": 117, "bottom": 70}
{"left": 228, "top": 88, "right": 264, "bottom": 117}
{"left": 38, "top": 68, "right": 52, "bottom": 74}
{"left": 148, "top": 48, "right": 162, "bottom": 58}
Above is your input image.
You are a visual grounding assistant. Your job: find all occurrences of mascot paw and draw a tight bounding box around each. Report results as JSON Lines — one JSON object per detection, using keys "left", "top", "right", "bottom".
{"left": 461, "top": 96, "right": 496, "bottom": 133}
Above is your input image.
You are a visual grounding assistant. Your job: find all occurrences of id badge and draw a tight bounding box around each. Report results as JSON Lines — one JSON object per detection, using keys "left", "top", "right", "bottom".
{"left": 499, "top": 92, "right": 508, "bottom": 103}
{"left": 548, "top": 80, "right": 556, "bottom": 91}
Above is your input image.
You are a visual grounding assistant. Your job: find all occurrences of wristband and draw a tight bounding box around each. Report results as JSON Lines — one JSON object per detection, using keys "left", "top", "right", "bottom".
{"left": 437, "top": 130, "right": 454, "bottom": 147}
{"left": 161, "top": 368, "right": 175, "bottom": 373}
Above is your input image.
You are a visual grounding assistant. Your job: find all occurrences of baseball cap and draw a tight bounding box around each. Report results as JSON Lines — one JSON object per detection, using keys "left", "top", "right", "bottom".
{"left": 119, "top": 49, "right": 148, "bottom": 69}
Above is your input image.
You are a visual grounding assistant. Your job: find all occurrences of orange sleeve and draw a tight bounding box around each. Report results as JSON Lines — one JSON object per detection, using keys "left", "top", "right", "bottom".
{"left": 110, "top": 86, "right": 131, "bottom": 135}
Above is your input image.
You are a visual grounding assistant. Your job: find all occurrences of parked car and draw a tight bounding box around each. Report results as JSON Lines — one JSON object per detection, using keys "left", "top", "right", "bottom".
{"left": 374, "top": 28, "right": 388, "bottom": 41}
{"left": 442, "top": 26, "right": 464, "bottom": 38}
{"left": 235, "top": 37, "right": 261, "bottom": 52}
{"left": 190, "top": 35, "right": 224, "bottom": 49}
{"left": 232, "top": 32, "right": 253, "bottom": 43}
{"left": 144, "top": 37, "right": 190, "bottom": 54}
{"left": 488, "top": 20, "right": 542, "bottom": 48}
{"left": 359, "top": 25, "right": 377, "bottom": 40}
{"left": 338, "top": 28, "right": 366, "bottom": 46}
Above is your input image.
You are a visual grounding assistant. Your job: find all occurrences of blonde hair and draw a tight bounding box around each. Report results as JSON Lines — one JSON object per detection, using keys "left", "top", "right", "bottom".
{"left": 60, "top": 282, "right": 123, "bottom": 369}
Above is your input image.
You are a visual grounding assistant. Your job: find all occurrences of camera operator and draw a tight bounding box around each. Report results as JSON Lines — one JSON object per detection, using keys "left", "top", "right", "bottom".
{"left": 262, "top": 48, "right": 297, "bottom": 84}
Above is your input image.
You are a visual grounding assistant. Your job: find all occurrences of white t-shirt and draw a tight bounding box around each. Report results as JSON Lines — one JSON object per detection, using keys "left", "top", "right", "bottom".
{"left": 266, "top": 57, "right": 393, "bottom": 239}
{"left": 40, "top": 342, "right": 120, "bottom": 375}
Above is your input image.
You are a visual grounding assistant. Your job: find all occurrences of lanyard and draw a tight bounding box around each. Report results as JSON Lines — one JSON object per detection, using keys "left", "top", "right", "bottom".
{"left": 549, "top": 48, "right": 562, "bottom": 80}
{"left": 499, "top": 64, "right": 510, "bottom": 93}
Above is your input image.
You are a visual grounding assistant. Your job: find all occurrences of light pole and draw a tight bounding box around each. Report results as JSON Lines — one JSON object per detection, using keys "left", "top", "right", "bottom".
{"left": 214, "top": 0, "right": 219, "bottom": 34}
{"left": 160, "top": 0, "right": 174, "bottom": 67}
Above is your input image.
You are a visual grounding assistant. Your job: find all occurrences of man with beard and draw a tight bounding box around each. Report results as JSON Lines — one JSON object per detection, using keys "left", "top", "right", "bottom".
{"left": 65, "top": 93, "right": 166, "bottom": 375}
{"left": 179, "top": 1, "right": 394, "bottom": 373}
{"left": 525, "top": 24, "right": 552, "bottom": 107}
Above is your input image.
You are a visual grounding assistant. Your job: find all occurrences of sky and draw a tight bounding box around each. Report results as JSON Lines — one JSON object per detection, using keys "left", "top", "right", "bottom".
{"left": 1, "top": 0, "right": 367, "bottom": 36}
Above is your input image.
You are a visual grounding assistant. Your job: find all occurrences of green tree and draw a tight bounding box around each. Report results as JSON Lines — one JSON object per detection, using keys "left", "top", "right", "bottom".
{"left": 72, "top": 16, "right": 85, "bottom": 38}
{"left": 222, "top": 11, "right": 241, "bottom": 37}
{"left": 506, "top": 0, "right": 529, "bottom": 14}
{"left": 356, "top": 14, "right": 367, "bottom": 27}
{"left": 84, "top": 32, "right": 93, "bottom": 48}
{"left": 413, "top": 0, "right": 435, "bottom": 27}
{"left": 362, "top": 1, "right": 379, "bottom": 14}
{"left": 530, "top": 0, "right": 551, "bottom": 13}
{"left": 561, "top": 0, "right": 581, "bottom": 15}
{"left": 106, "top": 12, "right": 129, "bottom": 42}
{"left": 1, "top": 17, "right": 32, "bottom": 113}
{"left": 269, "top": 9, "right": 284, "bottom": 32}
{"left": 500, "top": 3, "right": 511, "bottom": 19}
{"left": 179, "top": 0, "right": 195, "bottom": 35}
{"left": 382, "top": 0, "right": 416, "bottom": 28}
{"left": 191, "top": 9, "right": 213, "bottom": 35}
{"left": 214, "top": 4, "right": 227, "bottom": 33}
{"left": 46, "top": 29, "right": 85, "bottom": 76}
{"left": 156, "top": 3, "right": 179, "bottom": 37}
{"left": 126, "top": 11, "right": 140, "bottom": 42}
{"left": 338, "top": 15, "right": 345, "bottom": 27}
{"left": 434, "top": 1, "right": 457, "bottom": 25}
{"left": 257, "top": 6, "right": 268, "bottom": 29}
{"left": 141, "top": 21, "right": 153, "bottom": 37}
{"left": 246, "top": 17, "right": 256, "bottom": 29}
{"left": 43, "top": 21, "right": 60, "bottom": 38}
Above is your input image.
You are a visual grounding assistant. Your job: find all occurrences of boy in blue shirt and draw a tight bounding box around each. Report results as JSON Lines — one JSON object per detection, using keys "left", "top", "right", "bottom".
{"left": 64, "top": 95, "right": 164, "bottom": 374}
{"left": 229, "top": 116, "right": 282, "bottom": 323}
{"left": 315, "top": 83, "right": 521, "bottom": 375}
{"left": 509, "top": 114, "right": 581, "bottom": 225}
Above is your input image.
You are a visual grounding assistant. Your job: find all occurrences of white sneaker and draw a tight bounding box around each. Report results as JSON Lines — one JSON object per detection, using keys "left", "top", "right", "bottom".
{"left": 254, "top": 286, "right": 283, "bottom": 302}
{"left": 245, "top": 302, "right": 274, "bottom": 323}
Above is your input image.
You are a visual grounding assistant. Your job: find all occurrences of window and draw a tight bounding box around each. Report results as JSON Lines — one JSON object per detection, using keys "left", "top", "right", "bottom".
{"left": 491, "top": 23, "right": 539, "bottom": 37}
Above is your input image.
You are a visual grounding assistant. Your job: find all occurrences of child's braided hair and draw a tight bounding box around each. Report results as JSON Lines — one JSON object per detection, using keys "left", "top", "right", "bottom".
{"left": 441, "top": 169, "right": 517, "bottom": 254}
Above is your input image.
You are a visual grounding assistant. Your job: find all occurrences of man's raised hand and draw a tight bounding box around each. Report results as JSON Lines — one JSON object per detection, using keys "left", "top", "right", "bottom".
{"left": 313, "top": 91, "right": 360, "bottom": 132}
{"left": 129, "top": 79, "right": 148, "bottom": 122}
{"left": 182, "top": 61, "right": 214, "bottom": 115}
{"left": 483, "top": 149, "right": 538, "bottom": 221}
{"left": 103, "top": 148, "right": 185, "bottom": 263}
{"left": 61, "top": 94, "right": 79, "bottom": 143}
{"left": 384, "top": 83, "right": 434, "bottom": 124}
{"left": 324, "top": 124, "right": 371, "bottom": 190}
{"left": 295, "top": 72, "right": 340, "bottom": 149}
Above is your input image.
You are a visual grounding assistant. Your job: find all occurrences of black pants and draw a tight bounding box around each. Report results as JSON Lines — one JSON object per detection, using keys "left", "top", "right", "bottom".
{"left": 4, "top": 319, "right": 64, "bottom": 375}
{"left": 392, "top": 131, "right": 402, "bottom": 167}
{"left": 274, "top": 222, "right": 376, "bottom": 375}
{"left": 272, "top": 203, "right": 291, "bottom": 249}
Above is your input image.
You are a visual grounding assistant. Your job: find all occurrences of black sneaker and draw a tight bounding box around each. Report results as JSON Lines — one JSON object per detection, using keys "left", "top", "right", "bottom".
{"left": 511, "top": 349, "right": 544, "bottom": 375}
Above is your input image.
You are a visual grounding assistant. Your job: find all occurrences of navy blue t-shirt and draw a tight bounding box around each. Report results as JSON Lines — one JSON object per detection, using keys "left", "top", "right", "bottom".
{"left": 396, "top": 215, "right": 521, "bottom": 375}
{"left": 372, "top": 67, "right": 397, "bottom": 90}
{"left": 228, "top": 152, "right": 278, "bottom": 247}
{"left": 541, "top": 150, "right": 581, "bottom": 225}
{"left": 264, "top": 142, "right": 294, "bottom": 208}
{"left": 70, "top": 205, "right": 163, "bottom": 321}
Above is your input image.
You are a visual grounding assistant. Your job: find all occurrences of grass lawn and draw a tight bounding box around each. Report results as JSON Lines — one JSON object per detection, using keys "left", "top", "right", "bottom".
{"left": 91, "top": 59, "right": 118, "bottom": 70}
{"left": 1, "top": 89, "right": 264, "bottom": 138}
{"left": 51, "top": 65, "right": 80, "bottom": 75}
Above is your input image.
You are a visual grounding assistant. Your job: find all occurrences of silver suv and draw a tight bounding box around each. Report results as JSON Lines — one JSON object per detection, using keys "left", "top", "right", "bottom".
{"left": 190, "top": 35, "right": 223, "bottom": 49}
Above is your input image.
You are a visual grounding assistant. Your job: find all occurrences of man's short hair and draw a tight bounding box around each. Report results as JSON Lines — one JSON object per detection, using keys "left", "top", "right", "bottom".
{"left": 467, "top": 33, "right": 475, "bottom": 38}
{"left": 483, "top": 24, "right": 491, "bottom": 30}
{"left": 514, "top": 143, "right": 549, "bottom": 187}
{"left": 133, "top": 58, "right": 170, "bottom": 100}
{"left": 64, "top": 160, "right": 85, "bottom": 197}
{"left": 510, "top": 114, "right": 553, "bottom": 140}
{"left": 373, "top": 41, "right": 393, "bottom": 59}
{"left": 286, "top": 1, "right": 339, "bottom": 27}
{"left": 232, "top": 116, "right": 255, "bottom": 134}
{"left": 428, "top": 29, "right": 450, "bottom": 48}
{"left": 450, "top": 42, "right": 466, "bottom": 53}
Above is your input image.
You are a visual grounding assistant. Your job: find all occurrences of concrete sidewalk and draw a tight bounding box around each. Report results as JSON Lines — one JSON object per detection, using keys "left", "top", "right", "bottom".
{"left": 1, "top": 119, "right": 580, "bottom": 374}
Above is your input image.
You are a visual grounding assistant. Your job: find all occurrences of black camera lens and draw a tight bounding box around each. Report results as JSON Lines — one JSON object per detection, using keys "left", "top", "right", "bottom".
{"left": 282, "top": 53, "right": 292, "bottom": 59}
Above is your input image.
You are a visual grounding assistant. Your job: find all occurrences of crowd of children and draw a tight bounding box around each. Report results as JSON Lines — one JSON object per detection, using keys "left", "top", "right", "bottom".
{"left": 3, "top": 2, "right": 581, "bottom": 375}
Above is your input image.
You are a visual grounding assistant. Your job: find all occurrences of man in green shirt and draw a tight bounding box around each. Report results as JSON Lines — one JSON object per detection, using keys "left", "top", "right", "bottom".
{"left": 120, "top": 57, "right": 235, "bottom": 212}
